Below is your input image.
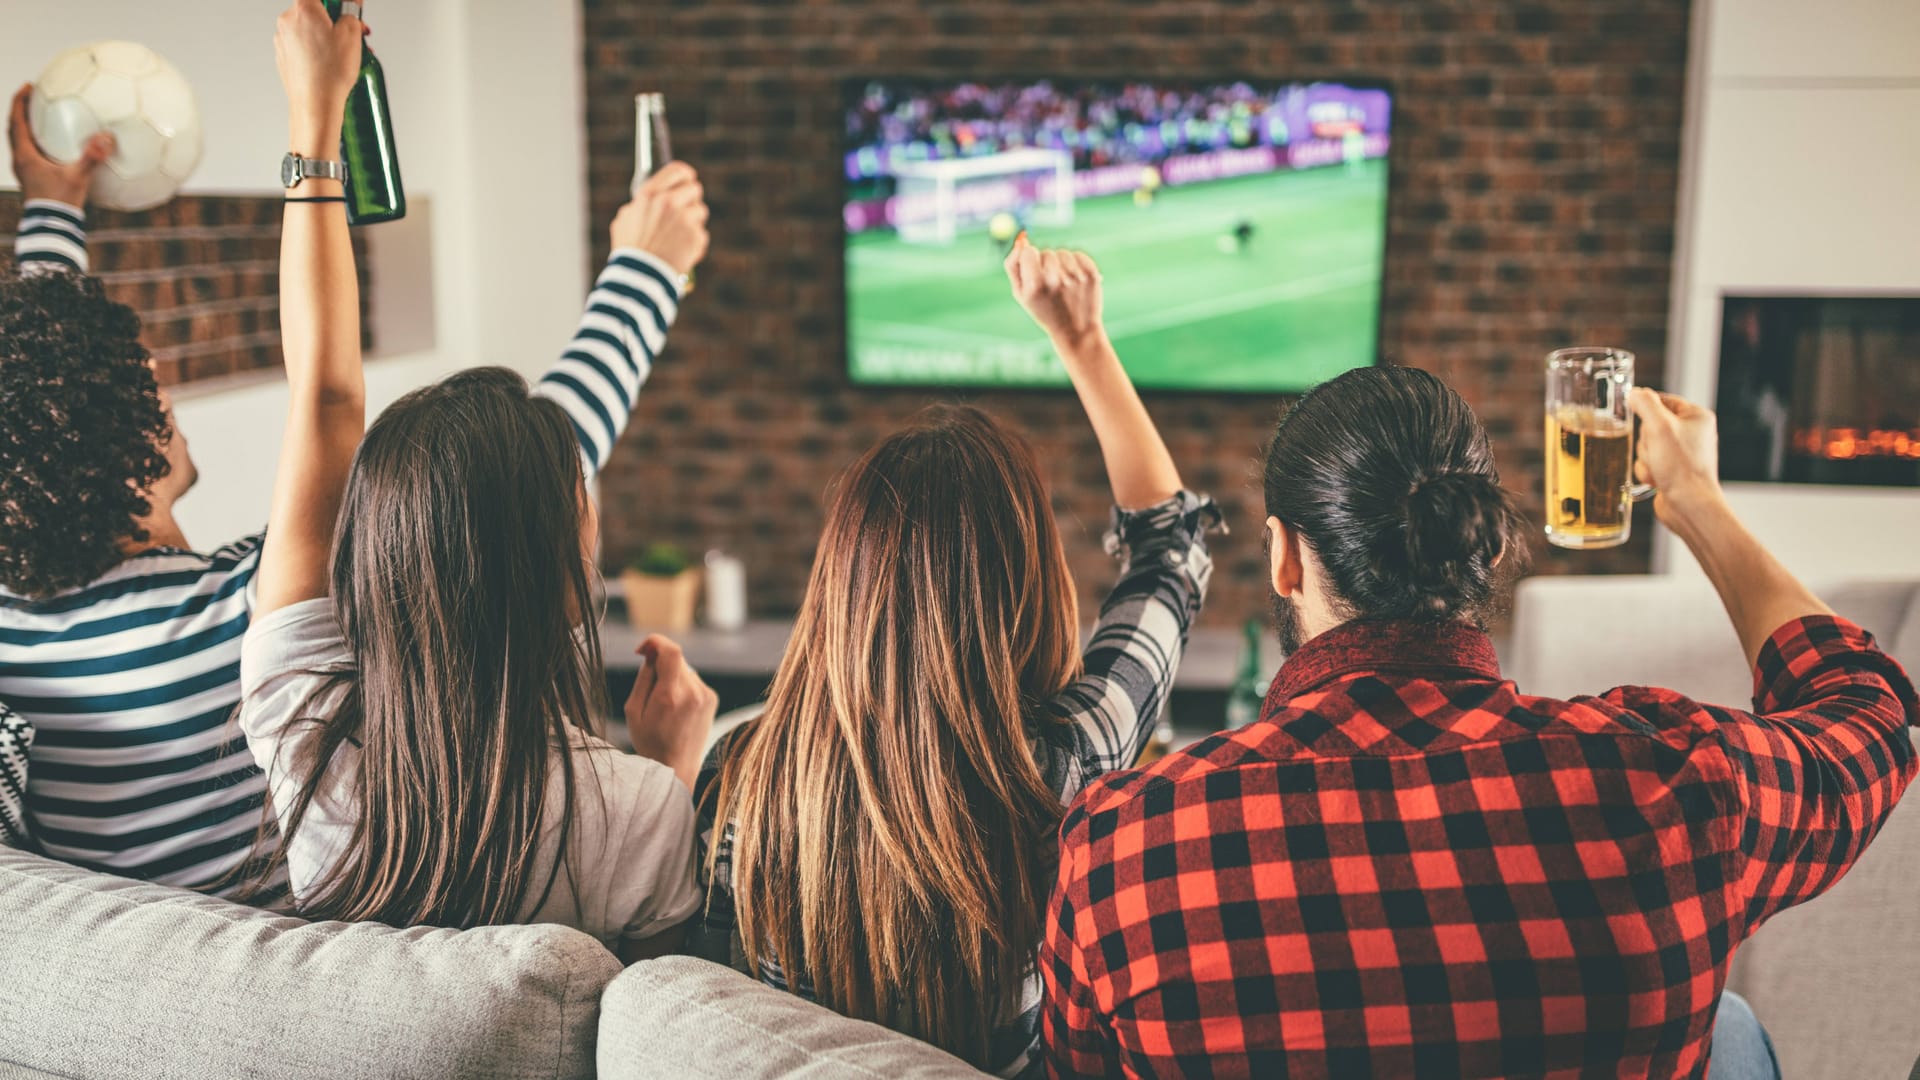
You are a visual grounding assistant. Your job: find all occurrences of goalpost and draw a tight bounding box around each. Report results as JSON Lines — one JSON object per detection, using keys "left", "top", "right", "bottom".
{"left": 890, "top": 148, "right": 1076, "bottom": 246}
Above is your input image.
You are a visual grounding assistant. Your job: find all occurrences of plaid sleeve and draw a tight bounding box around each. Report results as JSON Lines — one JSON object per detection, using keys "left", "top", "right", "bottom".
{"left": 13, "top": 199, "right": 89, "bottom": 275}
{"left": 687, "top": 724, "right": 744, "bottom": 969}
{"left": 0, "top": 702, "right": 35, "bottom": 851}
{"left": 1715, "top": 615, "right": 1917, "bottom": 930}
{"left": 1039, "top": 491, "right": 1220, "bottom": 801}
{"left": 1041, "top": 789, "right": 1124, "bottom": 1079}
{"left": 532, "top": 248, "right": 681, "bottom": 482}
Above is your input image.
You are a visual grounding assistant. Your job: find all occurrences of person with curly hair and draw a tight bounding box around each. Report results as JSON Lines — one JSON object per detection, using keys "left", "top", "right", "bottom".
{"left": 0, "top": 251, "right": 193, "bottom": 596}
{"left": 0, "top": 49, "right": 710, "bottom": 894}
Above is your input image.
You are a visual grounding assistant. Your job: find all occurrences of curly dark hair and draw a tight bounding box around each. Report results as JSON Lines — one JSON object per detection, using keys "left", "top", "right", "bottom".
{"left": 0, "top": 267, "right": 170, "bottom": 598}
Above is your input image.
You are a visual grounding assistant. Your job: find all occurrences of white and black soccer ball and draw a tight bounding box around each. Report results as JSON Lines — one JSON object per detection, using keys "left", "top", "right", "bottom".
{"left": 29, "top": 41, "right": 203, "bottom": 212}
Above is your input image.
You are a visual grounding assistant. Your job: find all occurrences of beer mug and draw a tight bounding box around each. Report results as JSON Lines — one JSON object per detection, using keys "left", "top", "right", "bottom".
{"left": 1544, "top": 347, "right": 1654, "bottom": 549}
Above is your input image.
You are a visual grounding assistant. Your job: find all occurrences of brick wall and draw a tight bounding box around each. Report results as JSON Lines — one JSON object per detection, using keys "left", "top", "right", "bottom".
{"left": 0, "top": 193, "right": 371, "bottom": 387}
{"left": 582, "top": 1, "right": 1692, "bottom": 626}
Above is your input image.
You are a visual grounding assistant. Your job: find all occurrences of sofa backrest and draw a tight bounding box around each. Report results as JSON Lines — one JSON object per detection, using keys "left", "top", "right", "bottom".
{"left": 1507, "top": 575, "right": 1920, "bottom": 705}
{"left": 0, "top": 849, "right": 621, "bottom": 1080}
{"left": 598, "top": 956, "right": 990, "bottom": 1079}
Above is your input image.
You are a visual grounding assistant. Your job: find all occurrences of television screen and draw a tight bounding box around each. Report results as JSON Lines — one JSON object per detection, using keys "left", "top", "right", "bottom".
{"left": 843, "top": 78, "right": 1392, "bottom": 392}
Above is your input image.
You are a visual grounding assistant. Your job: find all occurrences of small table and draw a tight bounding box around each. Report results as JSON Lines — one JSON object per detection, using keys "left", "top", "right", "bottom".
{"left": 599, "top": 616, "right": 1284, "bottom": 744}
{"left": 600, "top": 619, "right": 798, "bottom": 685}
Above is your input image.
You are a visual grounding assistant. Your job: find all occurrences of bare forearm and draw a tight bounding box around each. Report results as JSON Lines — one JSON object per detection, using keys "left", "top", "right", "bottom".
{"left": 1053, "top": 329, "right": 1182, "bottom": 510}
{"left": 1665, "top": 489, "right": 1833, "bottom": 666}
{"left": 258, "top": 115, "right": 364, "bottom": 613}
{"left": 280, "top": 121, "right": 361, "bottom": 406}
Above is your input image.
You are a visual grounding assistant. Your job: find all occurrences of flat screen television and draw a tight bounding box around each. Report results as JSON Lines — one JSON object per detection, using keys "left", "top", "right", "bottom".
{"left": 843, "top": 78, "right": 1392, "bottom": 392}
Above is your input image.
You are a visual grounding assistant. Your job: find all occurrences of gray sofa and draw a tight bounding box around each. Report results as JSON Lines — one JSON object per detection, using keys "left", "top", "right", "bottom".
{"left": 0, "top": 846, "right": 982, "bottom": 1079}
{"left": 0, "top": 847, "right": 620, "bottom": 1079}
{"left": 597, "top": 958, "right": 983, "bottom": 1079}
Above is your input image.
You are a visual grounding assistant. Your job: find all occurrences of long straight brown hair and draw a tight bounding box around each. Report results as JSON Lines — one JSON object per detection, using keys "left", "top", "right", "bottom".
{"left": 711, "top": 405, "right": 1082, "bottom": 1067}
{"left": 252, "top": 367, "right": 602, "bottom": 928}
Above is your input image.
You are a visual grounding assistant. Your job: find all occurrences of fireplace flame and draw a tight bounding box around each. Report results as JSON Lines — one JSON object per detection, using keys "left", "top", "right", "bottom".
{"left": 1792, "top": 427, "right": 1920, "bottom": 461}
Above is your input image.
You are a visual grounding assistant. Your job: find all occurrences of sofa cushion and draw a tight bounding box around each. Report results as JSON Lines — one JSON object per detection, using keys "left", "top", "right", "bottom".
{"left": 0, "top": 848, "right": 621, "bottom": 1080}
{"left": 598, "top": 956, "right": 989, "bottom": 1079}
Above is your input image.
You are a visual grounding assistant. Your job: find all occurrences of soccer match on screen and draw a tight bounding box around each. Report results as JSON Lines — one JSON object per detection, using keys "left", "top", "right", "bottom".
{"left": 843, "top": 79, "right": 1392, "bottom": 392}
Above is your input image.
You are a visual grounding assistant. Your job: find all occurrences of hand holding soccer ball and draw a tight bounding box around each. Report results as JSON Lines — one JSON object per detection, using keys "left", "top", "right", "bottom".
{"left": 8, "top": 83, "right": 113, "bottom": 207}
{"left": 1005, "top": 233, "right": 1105, "bottom": 350}
{"left": 22, "top": 41, "right": 203, "bottom": 212}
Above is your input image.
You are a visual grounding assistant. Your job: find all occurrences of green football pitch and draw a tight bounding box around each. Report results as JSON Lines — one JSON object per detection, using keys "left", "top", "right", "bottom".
{"left": 847, "top": 158, "right": 1388, "bottom": 392}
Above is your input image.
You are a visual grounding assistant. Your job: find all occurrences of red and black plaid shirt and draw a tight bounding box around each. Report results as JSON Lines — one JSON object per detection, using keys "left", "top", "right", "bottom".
{"left": 1042, "top": 615, "right": 1917, "bottom": 1079}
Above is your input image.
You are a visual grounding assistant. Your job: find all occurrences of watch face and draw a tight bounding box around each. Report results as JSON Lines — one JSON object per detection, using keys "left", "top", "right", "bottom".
{"left": 281, "top": 153, "right": 300, "bottom": 188}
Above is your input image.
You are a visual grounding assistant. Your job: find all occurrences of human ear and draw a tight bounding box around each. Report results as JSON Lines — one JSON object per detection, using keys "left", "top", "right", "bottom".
{"left": 1266, "top": 516, "right": 1305, "bottom": 598}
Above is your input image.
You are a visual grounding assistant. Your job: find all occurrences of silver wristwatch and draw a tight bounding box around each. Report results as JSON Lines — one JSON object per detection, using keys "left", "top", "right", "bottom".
{"left": 280, "top": 151, "right": 347, "bottom": 189}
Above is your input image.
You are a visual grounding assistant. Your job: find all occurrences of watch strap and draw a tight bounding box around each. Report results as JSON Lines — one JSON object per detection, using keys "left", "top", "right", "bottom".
{"left": 300, "top": 157, "right": 348, "bottom": 182}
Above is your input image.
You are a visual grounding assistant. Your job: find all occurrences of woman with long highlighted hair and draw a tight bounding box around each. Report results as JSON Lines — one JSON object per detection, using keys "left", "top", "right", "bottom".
{"left": 697, "top": 236, "right": 1220, "bottom": 1075}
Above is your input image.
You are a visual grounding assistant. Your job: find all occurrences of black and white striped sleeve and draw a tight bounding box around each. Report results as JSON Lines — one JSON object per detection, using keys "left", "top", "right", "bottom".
{"left": 1038, "top": 491, "right": 1222, "bottom": 800}
{"left": 13, "top": 199, "right": 89, "bottom": 275}
{"left": 532, "top": 247, "right": 683, "bottom": 481}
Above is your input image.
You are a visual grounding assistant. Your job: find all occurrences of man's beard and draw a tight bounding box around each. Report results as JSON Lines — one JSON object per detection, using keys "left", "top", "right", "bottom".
{"left": 1271, "top": 592, "right": 1304, "bottom": 656}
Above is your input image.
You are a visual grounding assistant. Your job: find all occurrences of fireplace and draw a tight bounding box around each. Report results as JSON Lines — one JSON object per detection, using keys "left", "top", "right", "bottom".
{"left": 1714, "top": 296, "right": 1920, "bottom": 487}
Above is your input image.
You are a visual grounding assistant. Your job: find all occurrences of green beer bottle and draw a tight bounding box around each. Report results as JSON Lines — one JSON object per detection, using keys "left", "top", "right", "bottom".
{"left": 1223, "top": 618, "right": 1266, "bottom": 729}
{"left": 322, "top": 0, "right": 406, "bottom": 224}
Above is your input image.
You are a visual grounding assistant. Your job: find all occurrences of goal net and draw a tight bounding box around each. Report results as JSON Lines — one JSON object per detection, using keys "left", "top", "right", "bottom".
{"left": 890, "top": 148, "right": 1075, "bottom": 246}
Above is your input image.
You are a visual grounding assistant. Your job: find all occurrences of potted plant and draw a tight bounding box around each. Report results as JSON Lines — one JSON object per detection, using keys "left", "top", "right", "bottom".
{"left": 619, "top": 542, "right": 701, "bottom": 631}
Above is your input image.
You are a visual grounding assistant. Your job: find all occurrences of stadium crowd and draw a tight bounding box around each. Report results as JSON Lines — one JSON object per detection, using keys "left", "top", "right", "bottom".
{"left": 846, "top": 81, "right": 1303, "bottom": 176}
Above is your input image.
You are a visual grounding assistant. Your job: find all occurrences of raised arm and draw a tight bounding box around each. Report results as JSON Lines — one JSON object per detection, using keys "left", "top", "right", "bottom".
{"left": 1630, "top": 387, "right": 1832, "bottom": 665}
{"left": 534, "top": 163, "right": 708, "bottom": 480}
{"left": 1005, "top": 233, "right": 1180, "bottom": 510}
{"left": 1628, "top": 388, "right": 1917, "bottom": 925}
{"left": 254, "top": 0, "right": 368, "bottom": 616}
{"left": 8, "top": 83, "right": 112, "bottom": 274}
{"left": 1007, "top": 239, "right": 1216, "bottom": 786}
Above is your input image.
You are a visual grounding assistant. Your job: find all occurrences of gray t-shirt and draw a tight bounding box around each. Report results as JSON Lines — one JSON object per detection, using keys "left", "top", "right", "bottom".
{"left": 238, "top": 599, "right": 700, "bottom": 946}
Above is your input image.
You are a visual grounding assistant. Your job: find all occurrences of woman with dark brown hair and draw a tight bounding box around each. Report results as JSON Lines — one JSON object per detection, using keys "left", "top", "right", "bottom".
{"left": 234, "top": 0, "right": 717, "bottom": 959}
{"left": 697, "top": 235, "right": 1220, "bottom": 1075}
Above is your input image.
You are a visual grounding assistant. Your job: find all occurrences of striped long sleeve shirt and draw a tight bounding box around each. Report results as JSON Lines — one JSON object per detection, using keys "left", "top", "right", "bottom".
{"left": 0, "top": 198, "right": 682, "bottom": 892}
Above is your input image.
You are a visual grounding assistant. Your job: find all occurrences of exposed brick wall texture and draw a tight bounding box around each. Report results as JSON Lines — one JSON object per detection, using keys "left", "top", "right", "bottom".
{"left": 0, "top": 193, "right": 372, "bottom": 387}
{"left": 582, "top": 1, "right": 1692, "bottom": 626}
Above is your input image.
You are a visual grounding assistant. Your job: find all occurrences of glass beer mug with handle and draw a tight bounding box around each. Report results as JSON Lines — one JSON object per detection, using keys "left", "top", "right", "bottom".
{"left": 1544, "top": 347, "right": 1655, "bottom": 549}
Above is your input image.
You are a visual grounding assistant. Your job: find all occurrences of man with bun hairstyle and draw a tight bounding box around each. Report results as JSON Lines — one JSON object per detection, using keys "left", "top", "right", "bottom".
{"left": 1041, "top": 366, "right": 1914, "bottom": 1078}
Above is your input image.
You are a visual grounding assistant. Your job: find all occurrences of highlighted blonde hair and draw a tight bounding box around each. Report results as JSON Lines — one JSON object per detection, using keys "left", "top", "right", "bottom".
{"left": 712, "top": 405, "right": 1080, "bottom": 1066}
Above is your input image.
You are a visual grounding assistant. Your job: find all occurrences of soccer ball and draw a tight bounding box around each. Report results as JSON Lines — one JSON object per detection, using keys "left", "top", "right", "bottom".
{"left": 29, "top": 42, "right": 203, "bottom": 213}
